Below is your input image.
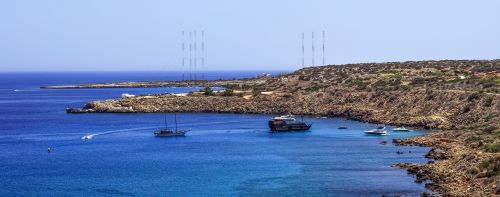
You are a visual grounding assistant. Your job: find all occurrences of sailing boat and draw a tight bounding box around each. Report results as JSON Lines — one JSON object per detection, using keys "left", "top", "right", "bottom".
{"left": 154, "top": 113, "right": 189, "bottom": 137}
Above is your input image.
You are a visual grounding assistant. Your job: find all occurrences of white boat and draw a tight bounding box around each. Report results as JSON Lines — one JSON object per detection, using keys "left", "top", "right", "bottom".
{"left": 392, "top": 127, "right": 410, "bottom": 132}
{"left": 364, "top": 126, "right": 388, "bottom": 136}
{"left": 82, "top": 134, "right": 94, "bottom": 140}
{"left": 121, "top": 93, "right": 135, "bottom": 98}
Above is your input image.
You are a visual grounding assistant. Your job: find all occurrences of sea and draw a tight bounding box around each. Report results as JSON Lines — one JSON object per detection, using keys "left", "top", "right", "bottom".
{"left": 0, "top": 72, "right": 431, "bottom": 196}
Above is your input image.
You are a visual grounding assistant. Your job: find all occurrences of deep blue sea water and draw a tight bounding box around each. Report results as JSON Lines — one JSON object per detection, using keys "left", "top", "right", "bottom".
{"left": 0, "top": 72, "right": 431, "bottom": 196}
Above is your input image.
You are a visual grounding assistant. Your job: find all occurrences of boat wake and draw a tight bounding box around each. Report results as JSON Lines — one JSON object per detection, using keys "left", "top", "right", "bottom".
{"left": 82, "top": 126, "right": 157, "bottom": 140}
{"left": 14, "top": 89, "right": 39, "bottom": 92}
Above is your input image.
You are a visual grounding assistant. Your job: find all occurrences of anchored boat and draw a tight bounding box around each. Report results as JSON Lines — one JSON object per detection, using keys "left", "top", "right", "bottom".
{"left": 154, "top": 113, "right": 189, "bottom": 137}
{"left": 392, "top": 127, "right": 410, "bottom": 132}
{"left": 268, "top": 115, "right": 312, "bottom": 132}
{"left": 364, "top": 126, "right": 388, "bottom": 136}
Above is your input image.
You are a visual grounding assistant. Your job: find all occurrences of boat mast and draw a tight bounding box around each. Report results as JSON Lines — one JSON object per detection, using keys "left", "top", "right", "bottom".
{"left": 164, "top": 113, "right": 168, "bottom": 129}
{"left": 174, "top": 113, "right": 178, "bottom": 132}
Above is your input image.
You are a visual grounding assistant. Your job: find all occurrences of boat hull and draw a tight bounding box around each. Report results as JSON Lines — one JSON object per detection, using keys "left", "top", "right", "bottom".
{"left": 154, "top": 133, "right": 186, "bottom": 137}
{"left": 268, "top": 121, "right": 311, "bottom": 132}
{"left": 154, "top": 129, "right": 188, "bottom": 137}
{"left": 363, "top": 131, "right": 388, "bottom": 136}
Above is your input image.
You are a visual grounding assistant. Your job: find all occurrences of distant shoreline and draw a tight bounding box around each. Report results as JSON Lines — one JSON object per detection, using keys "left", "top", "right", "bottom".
{"left": 40, "top": 79, "right": 261, "bottom": 89}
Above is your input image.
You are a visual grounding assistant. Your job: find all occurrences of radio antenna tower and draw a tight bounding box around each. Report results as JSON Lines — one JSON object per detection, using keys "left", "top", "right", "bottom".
{"left": 301, "top": 32, "right": 305, "bottom": 68}
{"left": 311, "top": 32, "right": 315, "bottom": 67}
{"left": 189, "top": 31, "right": 192, "bottom": 81}
{"left": 201, "top": 30, "right": 205, "bottom": 80}
{"left": 194, "top": 30, "right": 197, "bottom": 82}
{"left": 322, "top": 30, "right": 325, "bottom": 65}
{"left": 181, "top": 31, "right": 185, "bottom": 81}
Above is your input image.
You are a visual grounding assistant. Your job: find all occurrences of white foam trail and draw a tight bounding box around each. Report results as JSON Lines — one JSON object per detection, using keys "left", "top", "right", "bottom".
{"left": 82, "top": 126, "right": 157, "bottom": 140}
{"left": 14, "top": 89, "right": 38, "bottom": 92}
{"left": 81, "top": 121, "right": 246, "bottom": 140}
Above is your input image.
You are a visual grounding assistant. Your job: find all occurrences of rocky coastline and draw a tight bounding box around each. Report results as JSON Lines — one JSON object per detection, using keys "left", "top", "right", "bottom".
{"left": 41, "top": 78, "right": 267, "bottom": 89}
{"left": 64, "top": 60, "right": 499, "bottom": 196}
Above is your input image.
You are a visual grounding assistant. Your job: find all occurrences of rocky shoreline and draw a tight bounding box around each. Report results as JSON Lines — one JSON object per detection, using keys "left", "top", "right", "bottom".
{"left": 64, "top": 60, "right": 499, "bottom": 196}
{"left": 41, "top": 78, "right": 267, "bottom": 89}
{"left": 393, "top": 131, "right": 500, "bottom": 196}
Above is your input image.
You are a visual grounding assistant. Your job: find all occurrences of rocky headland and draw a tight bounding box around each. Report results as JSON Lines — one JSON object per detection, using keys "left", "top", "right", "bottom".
{"left": 62, "top": 60, "right": 499, "bottom": 196}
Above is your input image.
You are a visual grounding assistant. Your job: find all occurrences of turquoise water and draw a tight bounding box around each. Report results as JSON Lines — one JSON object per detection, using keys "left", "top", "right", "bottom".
{"left": 0, "top": 72, "right": 430, "bottom": 196}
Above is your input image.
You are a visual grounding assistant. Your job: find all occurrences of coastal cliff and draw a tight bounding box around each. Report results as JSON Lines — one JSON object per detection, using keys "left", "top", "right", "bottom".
{"left": 66, "top": 60, "right": 499, "bottom": 196}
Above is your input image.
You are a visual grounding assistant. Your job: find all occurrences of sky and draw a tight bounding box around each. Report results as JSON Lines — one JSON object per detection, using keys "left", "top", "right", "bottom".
{"left": 0, "top": 0, "right": 499, "bottom": 71}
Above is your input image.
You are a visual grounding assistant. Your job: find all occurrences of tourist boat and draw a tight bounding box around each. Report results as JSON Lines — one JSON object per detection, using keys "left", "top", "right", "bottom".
{"left": 154, "top": 129, "right": 187, "bottom": 137}
{"left": 364, "top": 126, "right": 388, "bottom": 135}
{"left": 268, "top": 115, "right": 312, "bottom": 132}
{"left": 154, "top": 113, "right": 189, "bottom": 137}
{"left": 338, "top": 126, "right": 348, "bottom": 129}
{"left": 392, "top": 127, "right": 410, "bottom": 132}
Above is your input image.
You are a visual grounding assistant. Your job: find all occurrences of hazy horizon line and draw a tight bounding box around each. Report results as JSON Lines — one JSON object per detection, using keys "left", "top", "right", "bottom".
{"left": 0, "top": 69, "right": 292, "bottom": 73}
{"left": 1, "top": 58, "right": 498, "bottom": 73}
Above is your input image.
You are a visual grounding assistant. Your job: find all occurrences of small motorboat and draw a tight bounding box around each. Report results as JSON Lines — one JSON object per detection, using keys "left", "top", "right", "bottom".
{"left": 338, "top": 126, "right": 348, "bottom": 129}
{"left": 364, "top": 126, "right": 388, "bottom": 136}
{"left": 82, "top": 134, "right": 93, "bottom": 140}
{"left": 392, "top": 127, "right": 410, "bottom": 132}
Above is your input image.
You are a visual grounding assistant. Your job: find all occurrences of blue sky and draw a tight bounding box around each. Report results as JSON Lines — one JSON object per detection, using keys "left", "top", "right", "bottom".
{"left": 0, "top": 0, "right": 499, "bottom": 71}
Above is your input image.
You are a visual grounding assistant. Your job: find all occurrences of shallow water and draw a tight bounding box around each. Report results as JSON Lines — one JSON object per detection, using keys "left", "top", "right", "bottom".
{"left": 0, "top": 72, "right": 430, "bottom": 196}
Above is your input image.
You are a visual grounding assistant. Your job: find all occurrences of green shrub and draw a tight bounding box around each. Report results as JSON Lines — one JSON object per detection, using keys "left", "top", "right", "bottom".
{"left": 252, "top": 86, "right": 263, "bottom": 96}
{"left": 467, "top": 92, "right": 480, "bottom": 102}
{"left": 483, "top": 114, "right": 494, "bottom": 122}
{"left": 306, "top": 86, "right": 321, "bottom": 92}
{"left": 479, "top": 156, "right": 500, "bottom": 177}
{"left": 482, "top": 126, "right": 497, "bottom": 134}
{"left": 484, "top": 142, "right": 500, "bottom": 153}
{"left": 465, "top": 136, "right": 481, "bottom": 144}
{"left": 202, "top": 87, "right": 215, "bottom": 96}
{"left": 399, "top": 85, "right": 410, "bottom": 91}
{"left": 483, "top": 97, "right": 493, "bottom": 107}
{"left": 222, "top": 89, "right": 234, "bottom": 96}
{"left": 495, "top": 131, "right": 500, "bottom": 139}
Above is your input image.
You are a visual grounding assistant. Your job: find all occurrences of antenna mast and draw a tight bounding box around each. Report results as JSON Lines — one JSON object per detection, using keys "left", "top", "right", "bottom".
{"left": 182, "top": 31, "right": 185, "bottom": 81}
{"left": 189, "top": 32, "right": 192, "bottom": 81}
{"left": 202, "top": 30, "right": 205, "bottom": 80}
{"left": 194, "top": 30, "right": 197, "bottom": 82}
{"left": 311, "top": 32, "right": 315, "bottom": 67}
{"left": 301, "top": 32, "right": 305, "bottom": 68}
{"left": 322, "top": 30, "right": 325, "bottom": 65}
